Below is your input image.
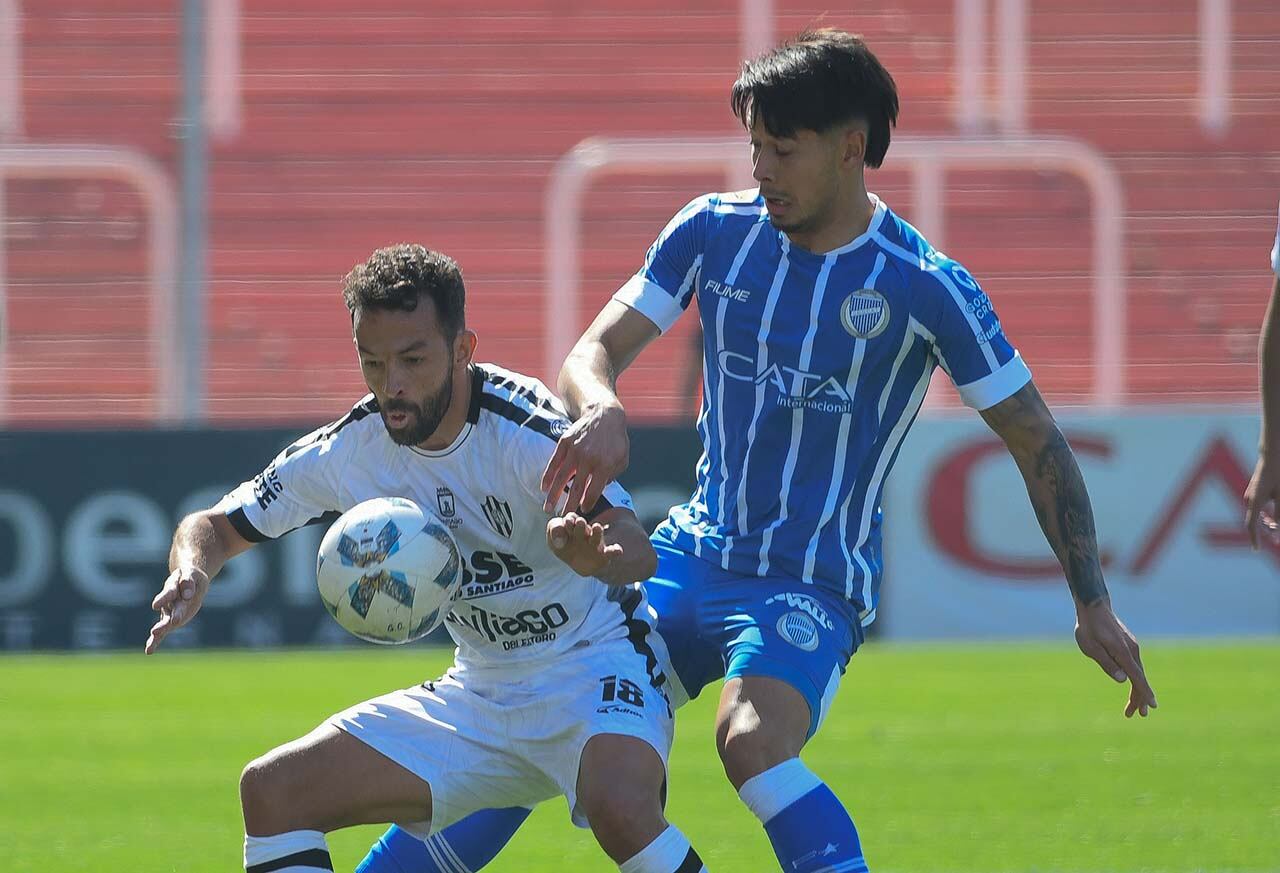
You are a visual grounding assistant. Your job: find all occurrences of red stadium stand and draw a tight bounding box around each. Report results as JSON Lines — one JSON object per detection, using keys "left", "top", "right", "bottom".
{"left": 5, "top": 0, "right": 1279, "bottom": 423}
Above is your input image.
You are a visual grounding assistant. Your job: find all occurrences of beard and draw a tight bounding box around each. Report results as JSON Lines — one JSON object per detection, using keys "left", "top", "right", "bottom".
{"left": 381, "top": 366, "right": 454, "bottom": 447}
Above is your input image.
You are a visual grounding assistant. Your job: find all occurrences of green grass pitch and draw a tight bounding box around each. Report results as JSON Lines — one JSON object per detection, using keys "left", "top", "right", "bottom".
{"left": 2, "top": 641, "right": 1276, "bottom": 872}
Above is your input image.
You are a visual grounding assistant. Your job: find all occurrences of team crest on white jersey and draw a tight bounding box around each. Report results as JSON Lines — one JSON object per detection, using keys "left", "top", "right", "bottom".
{"left": 840, "top": 289, "right": 890, "bottom": 339}
{"left": 482, "top": 495, "right": 514, "bottom": 538}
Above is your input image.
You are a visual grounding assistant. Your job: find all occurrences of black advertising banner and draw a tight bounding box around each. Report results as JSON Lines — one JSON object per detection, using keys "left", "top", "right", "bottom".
{"left": 0, "top": 426, "right": 701, "bottom": 651}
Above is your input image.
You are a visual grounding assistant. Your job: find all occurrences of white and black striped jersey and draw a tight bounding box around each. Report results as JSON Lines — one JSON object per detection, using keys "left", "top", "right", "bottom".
{"left": 218, "top": 363, "right": 662, "bottom": 678}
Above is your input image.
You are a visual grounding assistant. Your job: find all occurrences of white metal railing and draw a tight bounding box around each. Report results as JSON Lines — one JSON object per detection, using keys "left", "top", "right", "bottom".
{"left": 544, "top": 135, "right": 1126, "bottom": 407}
{"left": 0, "top": 145, "right": 181, "bottom": 421}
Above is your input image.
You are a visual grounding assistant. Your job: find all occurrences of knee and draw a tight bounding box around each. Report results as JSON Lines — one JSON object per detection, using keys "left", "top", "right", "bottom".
{"left": 579, "top": 777, "right": 665, "bottom": 861}
{"left": 717, "top": 714, "right": 803, "bottom": 789}
{"left": 240, "top": 752, "right": 290, "bottom": 834}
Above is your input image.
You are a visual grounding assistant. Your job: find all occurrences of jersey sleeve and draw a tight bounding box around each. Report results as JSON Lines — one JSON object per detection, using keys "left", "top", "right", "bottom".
{"left": 916, "top": 255, "right": 1032, "bottom": 410}
{"left": 1271, "top": 200, "right": 1279, "bottom": 275}
{"left": 612, "top": 194, "right": 713, "bottom": 334}
{"left": 215, "top": 427, "right": 347, "bottom": 542}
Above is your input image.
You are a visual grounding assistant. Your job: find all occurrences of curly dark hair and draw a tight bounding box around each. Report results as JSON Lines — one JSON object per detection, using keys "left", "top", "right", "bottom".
{"left": 731, "top": 28, "right": 900, "bottom": 169}
{"left": 341, "top": 244, "right": 466, "bottom": 338}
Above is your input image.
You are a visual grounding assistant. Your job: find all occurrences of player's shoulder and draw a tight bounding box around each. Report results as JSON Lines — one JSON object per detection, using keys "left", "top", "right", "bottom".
{"left": 667, "top": 189, "right": 767, "bottom": 226}
{"left": 472, "top": 363, "right": 570, "bottom": 446}
{"left": 281, "top": 393, "right": 385, "bottom": 460}
{"left": 869, "top": 200, "right": 983, "bottom": 295}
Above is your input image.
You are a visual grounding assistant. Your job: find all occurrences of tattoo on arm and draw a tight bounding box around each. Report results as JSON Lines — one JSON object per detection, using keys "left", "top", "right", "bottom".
{"left": 983, "top": 384, "right": 1108, "bottom": 606}
{"left": 1029, "top": 430, "right": 1108, "bottom": 606}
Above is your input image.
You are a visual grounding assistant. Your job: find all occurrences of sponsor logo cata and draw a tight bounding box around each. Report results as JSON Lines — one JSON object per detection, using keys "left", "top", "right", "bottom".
{"left": 717, "top": 350, "right": 854, "bottom": 413}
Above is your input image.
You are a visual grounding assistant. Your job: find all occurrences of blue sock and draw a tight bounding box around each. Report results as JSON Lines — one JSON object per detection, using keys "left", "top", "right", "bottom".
{"left": 738, "top": 759, "right": 868, "bottom": 873}
{"left": 355, "top": 808, "right": 533, "bottom": 873}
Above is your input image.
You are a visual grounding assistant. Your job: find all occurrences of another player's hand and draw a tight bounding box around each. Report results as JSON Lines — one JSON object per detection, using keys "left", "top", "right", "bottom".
{"left": 547, "top": 512, "right": 623, "bottom": 578}
{"left": 1074, "top": 598, "right": 1157, "bottom": 718}
{"left": 145, "top": 565, "right": 211, "bottom": 654}
{"left": 541, "top": 401, "right": 629, "bottom": 515}
{"left": 1244, "top": 453, "right": 1280, "bottom": 549}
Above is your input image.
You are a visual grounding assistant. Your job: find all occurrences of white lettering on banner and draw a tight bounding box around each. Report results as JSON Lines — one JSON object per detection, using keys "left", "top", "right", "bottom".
{"left": 0, "top": 491, "right": 55, "bottom": 607}
{"left": 64, "top": 492, "right": 169, "bottom": 606}
{"left": 883, "top": 411, "right": 1280, "bottom": 639}
{"left": 71, "top": 610, "right": 118, "bottom": 649}
{"left": 1, "top": 612, "right": 37, "bottom": 649}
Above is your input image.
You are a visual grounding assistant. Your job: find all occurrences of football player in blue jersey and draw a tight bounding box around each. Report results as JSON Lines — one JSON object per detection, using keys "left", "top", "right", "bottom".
{"left": 360, "top": 28, "right": 1157, "bottom": 873}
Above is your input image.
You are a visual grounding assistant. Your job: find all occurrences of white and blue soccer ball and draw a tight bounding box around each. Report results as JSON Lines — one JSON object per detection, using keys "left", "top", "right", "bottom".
{"left": 316, "top": 497, "right": 462, "bottom": 645}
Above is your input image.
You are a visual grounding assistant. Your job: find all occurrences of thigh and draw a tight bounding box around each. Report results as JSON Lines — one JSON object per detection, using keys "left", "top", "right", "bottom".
{"left": 644, "top": 541, "right": 728, "bottom": 705}
{"left": 327, "top": 677, "right": 559, "bottom": 836}
{"left": 523, "top": 640, "right": 675, "bottom": 830}
{"left": 702, "top": 581, "right": 862, "bottom": 739}
{"left": 242, "top": 722, "right": 433, "bottom": 835}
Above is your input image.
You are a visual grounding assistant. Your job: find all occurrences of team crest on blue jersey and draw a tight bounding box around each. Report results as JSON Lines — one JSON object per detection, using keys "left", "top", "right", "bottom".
{"left": 840, "top": 289, "right": 890, "bottom": 339}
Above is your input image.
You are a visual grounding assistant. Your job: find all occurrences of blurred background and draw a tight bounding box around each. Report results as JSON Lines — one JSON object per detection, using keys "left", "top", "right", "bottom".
{"left": 1, "top": 0, "right": 1277, "bottom": 649}
{"left": 2, "top": 4, "right": 1279, "bottom": 873}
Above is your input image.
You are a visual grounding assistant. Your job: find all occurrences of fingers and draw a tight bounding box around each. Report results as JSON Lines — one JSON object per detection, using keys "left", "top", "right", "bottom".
{"left": 1245, "top": 500, "right": 1261, "bottom": 550}
{"left": 1112, "top": 640, "right": 1157, "bottom": 716}
{"left": 1080, "top": 635, "right": 1128, "bottom": 683}
{"left": 547, "top": 513, "right": 594, "bottom": 551}
{"left": 541, "top": 440, "right": 576, "bottom": 513}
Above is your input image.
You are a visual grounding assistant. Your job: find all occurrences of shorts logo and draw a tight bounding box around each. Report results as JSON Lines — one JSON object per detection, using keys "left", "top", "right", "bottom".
{"left": 548, "top": 418, "right": 570, "bottom": 437}
{"left": 776, "top": 611, "right": 820, "bottom": 652}
{"left": 482, "top": 495, "right": 514, "bottom": 538}
{"left": 765, "top": 592, "right": 835, "bottom": 631}
{"left": 840, "top": 289, "right": 890, "bottom": 339}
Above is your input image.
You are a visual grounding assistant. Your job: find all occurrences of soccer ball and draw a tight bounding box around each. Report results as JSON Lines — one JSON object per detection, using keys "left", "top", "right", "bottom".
{"left": 316, "top": 497, "right": 462, "bottom": 644}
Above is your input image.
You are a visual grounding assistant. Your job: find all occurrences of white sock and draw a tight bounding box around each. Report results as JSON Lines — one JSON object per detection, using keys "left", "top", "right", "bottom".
{"left": 244, "top": 829, "right": 332, "bottom": 872}
{"left": 619, "top": 824, "right": 707, "bottom": 872}
{"left": 737, "top": 758, "right": 823, "bottom": 824}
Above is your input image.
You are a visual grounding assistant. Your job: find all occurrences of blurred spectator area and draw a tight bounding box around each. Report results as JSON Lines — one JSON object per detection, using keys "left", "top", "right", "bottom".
{"left": 4, "top": 0, "right": 1280, "bottom": 425}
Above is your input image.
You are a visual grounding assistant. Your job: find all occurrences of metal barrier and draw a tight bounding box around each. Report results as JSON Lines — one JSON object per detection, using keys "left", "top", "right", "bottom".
{"left": 0, "top": 145, "right": 181, "bottom": 421}
{"left": 544, "top": 134, "right": 1126, "bottom": 406}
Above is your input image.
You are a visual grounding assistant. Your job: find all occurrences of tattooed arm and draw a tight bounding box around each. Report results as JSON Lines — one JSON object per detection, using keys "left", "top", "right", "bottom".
{"left": 980, "top": 381, "right": 1158, "bottom": 717}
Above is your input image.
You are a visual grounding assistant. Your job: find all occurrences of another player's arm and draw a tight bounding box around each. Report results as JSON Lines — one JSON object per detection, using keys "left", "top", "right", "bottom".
{"left": 542, "top": 301, "right": 661, "bottom": 513}
{"left": 546, "top": 506, "right": 657, "bottom": 585}
{"left": 979, "top": 381, "right": 1158, "bottom": 717}
{"left": 144, "top": 508, "right": 254, "bottom": 654}
{"left": 1245, "top": 273, "right": 1280, "bottom": 547}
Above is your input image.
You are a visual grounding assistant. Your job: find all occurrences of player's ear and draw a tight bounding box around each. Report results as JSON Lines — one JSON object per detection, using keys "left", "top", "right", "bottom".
{"left": 453, "top": 329, "right": 478, "bottom": 367}
{"left": 841, "top": 124, "right": 867, "bottom": 170}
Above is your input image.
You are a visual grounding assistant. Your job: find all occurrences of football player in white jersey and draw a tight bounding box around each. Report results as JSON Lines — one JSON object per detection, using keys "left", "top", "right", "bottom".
{"left": 1245, "top": 200, "right": 1280, "bottom": 546}
{"left": 144, "top": 245, "right": 708, "bottom": 873}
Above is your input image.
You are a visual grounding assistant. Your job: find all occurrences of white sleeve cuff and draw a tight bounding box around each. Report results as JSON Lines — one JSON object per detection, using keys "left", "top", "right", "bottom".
{"left": 612, "top": 274, "right": 685, "bottom": 334}
{"left": 957, "top": 351, "right": 1033, "bottom": 410}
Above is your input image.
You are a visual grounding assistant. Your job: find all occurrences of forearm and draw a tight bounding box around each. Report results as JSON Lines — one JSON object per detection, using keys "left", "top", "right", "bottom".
{"left": 1013, "top": 428, "right": 1108, "bottom": 607}
{"left": 558, "top": 338, "right": 624, "bottom": 421}
{"left": 1258, "top": 275, "right": 1280, "bottom": 455}
{"left": 168, "top": 511, "right": 237, "bottom": 580}
{"left": 593, "top": 520, "right": 658, "bottom": 586}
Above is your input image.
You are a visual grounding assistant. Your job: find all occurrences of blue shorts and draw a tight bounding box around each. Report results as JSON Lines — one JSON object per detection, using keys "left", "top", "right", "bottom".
{"left": 643, "top": 541, "right": 863, "bottom": 739}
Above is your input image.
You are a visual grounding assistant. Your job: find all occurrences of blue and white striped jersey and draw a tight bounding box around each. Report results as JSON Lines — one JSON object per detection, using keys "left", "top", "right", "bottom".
{"left": 614, "top": 191, "right": 1032, "bottom": 625}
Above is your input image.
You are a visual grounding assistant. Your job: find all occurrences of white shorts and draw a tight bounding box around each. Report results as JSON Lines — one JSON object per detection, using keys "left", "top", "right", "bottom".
{"left": 326, "top": 637, "right": 674, "bottom": 836}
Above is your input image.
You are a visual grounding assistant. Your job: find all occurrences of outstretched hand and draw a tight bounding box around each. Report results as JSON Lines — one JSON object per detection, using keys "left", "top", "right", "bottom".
{"left": 546, "top": 512, "right": 622, "bottom": 578}
{"left": 145, "top": 565, "right": 211, "bottom": 654}
{"left": 1074, "top": 599, "right": 1157, "bottom": 718}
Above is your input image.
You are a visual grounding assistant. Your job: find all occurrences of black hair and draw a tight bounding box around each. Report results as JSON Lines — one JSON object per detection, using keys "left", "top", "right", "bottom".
{"left": 731, "top": 28, "right": 900, "bottom": 168}
{"left": 341, "top": 244, "right": 466, "bottom": 338}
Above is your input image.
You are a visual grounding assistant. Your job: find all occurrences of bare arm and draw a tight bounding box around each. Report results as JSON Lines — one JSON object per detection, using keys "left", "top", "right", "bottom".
{"left": 980, "top": 381, "right": 1157, "bottom": 717}
{"left": 145, "top": 509, "right": 254, "bottom": 653}
{"left": 546, "top": 507, "right": 658, "bottom": 585}
{"left": 542, "top": 301, "right": 661, "bottom": 513}
{"left": 1245, "top": 274, "right": 1280, "bottom": 546}
{"left": 980, "top": 383, "right": 1106, "bottom": 606}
